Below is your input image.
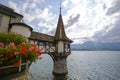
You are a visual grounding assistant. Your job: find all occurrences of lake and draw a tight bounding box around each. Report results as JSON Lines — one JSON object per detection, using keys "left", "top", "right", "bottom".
{"left": 29, "top": 51, "right": 120, "bottom": 80}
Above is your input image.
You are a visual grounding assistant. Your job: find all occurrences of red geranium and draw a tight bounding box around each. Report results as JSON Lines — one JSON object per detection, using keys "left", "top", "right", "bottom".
{"left": 18, "top": 45, "right": 27, "bottom": 55}
{"left": 14, "top": 61, "right": 20, "bottom": 67}
{"left": 0, "top": 32, "right": 42, "bottom": 67}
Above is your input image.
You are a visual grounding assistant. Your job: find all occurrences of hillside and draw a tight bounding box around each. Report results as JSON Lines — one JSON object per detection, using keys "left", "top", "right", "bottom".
{"left": 71, "top": 41, "right": 120, "bottom": 51}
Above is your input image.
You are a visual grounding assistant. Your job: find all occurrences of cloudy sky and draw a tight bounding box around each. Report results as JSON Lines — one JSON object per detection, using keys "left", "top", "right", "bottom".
{"left": 0, "top": 0, "right": 120, "bottom": 44}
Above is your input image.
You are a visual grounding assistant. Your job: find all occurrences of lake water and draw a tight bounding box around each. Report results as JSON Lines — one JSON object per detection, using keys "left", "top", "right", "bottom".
{"left": 29, "top": 51, "right": 120, "bottom": 80}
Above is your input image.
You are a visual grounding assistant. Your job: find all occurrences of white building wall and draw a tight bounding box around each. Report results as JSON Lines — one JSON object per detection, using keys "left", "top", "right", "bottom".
{"left": 50, "top": 47, "right": 55, "bottom": 52}
{"left": 29, "top": 40, "right": 34, "bottom": 44}
{"left": 10, "top": 25, "right": 31, "bottom": 38}
{"left": 0, "top": 14, "right": 10, "bottom": 32}
{"left": 38, "top": 45, "right": 55, "bottom": 53}
{"left": 58, "top": 41, "right": 64, "bottom": 52}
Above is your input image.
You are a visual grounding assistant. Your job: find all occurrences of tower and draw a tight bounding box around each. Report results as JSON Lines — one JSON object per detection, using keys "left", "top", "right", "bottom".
{"left": 52, "top": 7, "right": 73, "bottom": 75}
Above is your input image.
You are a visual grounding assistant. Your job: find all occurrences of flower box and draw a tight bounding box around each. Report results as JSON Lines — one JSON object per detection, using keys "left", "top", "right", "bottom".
{"left": 0, "top": 61, "right": 31, "bottom": 77}
{"left": 0, "top": 32, "right": 42, "bottom": 77}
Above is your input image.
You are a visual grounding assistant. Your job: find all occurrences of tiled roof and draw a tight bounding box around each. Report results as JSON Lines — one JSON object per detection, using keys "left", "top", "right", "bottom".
{"left": 54, "top": 14, "right": 73, "bottom": 43}
{"left": 29, "top": 31, "right": 54, "bottom": 42}
{"left": 0, "top": 3, "right": 23, "bottom": 18}
{"left": 29, "top": 15, "right": 73, "bottom": 43}
{"left": 0, "top": 3, "right": 13, "bottom": 12}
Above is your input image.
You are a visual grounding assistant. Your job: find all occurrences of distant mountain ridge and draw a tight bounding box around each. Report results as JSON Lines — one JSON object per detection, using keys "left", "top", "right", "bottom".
{"left": 71, "top": 41, "right": 120, "bottom": 50}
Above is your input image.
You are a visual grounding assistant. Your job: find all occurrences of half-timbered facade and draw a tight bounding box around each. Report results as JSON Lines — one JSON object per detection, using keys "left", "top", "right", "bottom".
{"left": 28, "top": 31, "right": 55, "bottom": 54}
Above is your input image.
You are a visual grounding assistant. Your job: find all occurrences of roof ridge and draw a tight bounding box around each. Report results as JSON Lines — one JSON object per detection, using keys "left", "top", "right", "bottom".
{"left": 0, "top": 3, "right": 13, "bottom": 12}
{"left": 32, "top": 31, "right": 54, "bottom": 37}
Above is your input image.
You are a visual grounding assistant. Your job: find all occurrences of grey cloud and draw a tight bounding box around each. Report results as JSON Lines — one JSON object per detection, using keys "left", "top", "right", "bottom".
{"left": 73, "top": 37, "right": 91, "bottom": 41}
{"left": 106, "top": 0, "right": 120, "bottom": 15}
{"left": 65, "top": 14, "right": 80, "bottom": 28}
{"left": 48, "top": 14, "right": 81, "bottom": 35}
{"left": 33, "top": 25, "right": 49, "bottom": 33}
{"left": 92, "top": 17, "right": 120, "bottom": 42}
{"left": 49, "top": 29, "right": 56, "bottom": 35}
{"left": 90, "top": 0, "right": 120, "bottom": 43}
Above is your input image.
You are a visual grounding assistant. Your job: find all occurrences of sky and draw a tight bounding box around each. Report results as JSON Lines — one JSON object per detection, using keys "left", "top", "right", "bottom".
{"left": 0, "top": 0, "right": 120, "bottom": 44}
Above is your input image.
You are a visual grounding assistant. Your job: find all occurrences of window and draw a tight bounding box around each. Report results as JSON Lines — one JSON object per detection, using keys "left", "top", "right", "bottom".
{"left": 39, "top": 42, "right": 44, "bottom": 46}
{"left": 64, "top": 43, "right": 68, "bottom": 48}
{"left": 50, "top": 43, "right": 55, "bottom": 46}
{"left": 0, "top": 15, "right": 2, "bottom": 28}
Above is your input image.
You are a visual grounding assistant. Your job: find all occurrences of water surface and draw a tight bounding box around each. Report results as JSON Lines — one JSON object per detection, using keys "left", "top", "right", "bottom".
{"left": 29, "top": 51, "right": 120, "bottom": 80}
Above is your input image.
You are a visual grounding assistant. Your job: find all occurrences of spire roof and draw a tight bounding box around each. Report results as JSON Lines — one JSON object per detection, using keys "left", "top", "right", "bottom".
{"left": 54, "top": 7, "right": 73, "bottom": 43}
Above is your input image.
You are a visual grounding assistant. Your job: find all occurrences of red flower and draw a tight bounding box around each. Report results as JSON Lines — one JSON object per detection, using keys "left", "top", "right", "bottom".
{"left": 10, "top": 53, "right": 14, "bottom": 57}
{"left": 29, "top": 47, "right": 33, "bottom": 52}
{"left": 14, "top": 52, "right": 20, "bottom": 56}
{"left": 6, "top": 43, "right": 15, "bottom": 48}
{"left": 14, "top": 61, "right": 20, "bottom": 67}
{"left": 21, "top": 47, "right": 26, "bottom": 55}
{"left": 37, "top": 48, "right": 42, "bottom": 55}
{"left": 18, "top": 45, "right": 22, "bottom": 48}
{"left": 32, "top": 44, "right": 37, "bottom": 48}
{"left": 18, "top": 45, "right": 26, "bottom": 55}
{"left": 0, "top": 43, "right": 4, "bottom": 47}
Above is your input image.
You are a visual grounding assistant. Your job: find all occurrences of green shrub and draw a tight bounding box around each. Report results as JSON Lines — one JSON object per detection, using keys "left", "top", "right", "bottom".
{"left": 0, "top": 32, "right": 42, "bottom": 67}
{"left": 0, "top": 32, "right": 26, "bottom": 45}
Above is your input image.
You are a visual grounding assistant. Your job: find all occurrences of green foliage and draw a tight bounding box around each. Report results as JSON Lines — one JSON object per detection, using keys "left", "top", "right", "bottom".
{"left": 0, "top": 32, "right": 42, "bottom": 67}
{"left": 0, "top": 32, "right": 26, "bottom": 45}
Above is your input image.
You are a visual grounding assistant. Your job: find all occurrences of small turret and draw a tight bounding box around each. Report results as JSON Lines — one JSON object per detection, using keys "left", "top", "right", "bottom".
{"left": 52, "top": 6, "right": 73, "bottom": 75}
{"left": 54, "top": 7, "right": 73, "bottom": 43}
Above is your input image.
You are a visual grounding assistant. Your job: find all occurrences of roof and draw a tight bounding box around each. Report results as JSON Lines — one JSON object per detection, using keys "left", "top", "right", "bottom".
{"left": 0, "top": 3, "right": 13, "bottom": 12}
{"left": 29, "top": 31, "right": 54, "bottom": 42}
{"left": 9, "top": 22, "right": 33, "bottom": 31}
{"left": 0, "top": 3, "right": 23, "bottom": 18}
{"left": 54, "top": 14, "right": 73, "bottom": 43}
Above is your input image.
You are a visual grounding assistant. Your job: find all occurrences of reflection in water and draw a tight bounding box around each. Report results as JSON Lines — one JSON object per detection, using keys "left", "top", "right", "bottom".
{"left": 53, "top": 75, "right": 67, "bottom": 80}
{"left": 29, "top": 51, "right": 120, "bottom": 80}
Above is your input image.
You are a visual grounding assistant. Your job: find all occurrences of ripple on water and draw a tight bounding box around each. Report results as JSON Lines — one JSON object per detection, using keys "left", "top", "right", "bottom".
{"left": 29, "top": 51, "right": 120, "bottom": 80}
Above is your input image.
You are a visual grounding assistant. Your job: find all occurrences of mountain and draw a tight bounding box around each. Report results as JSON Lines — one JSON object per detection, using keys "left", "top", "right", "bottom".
{"left": 71, "top": 41, "right": 120, "bottom": 50}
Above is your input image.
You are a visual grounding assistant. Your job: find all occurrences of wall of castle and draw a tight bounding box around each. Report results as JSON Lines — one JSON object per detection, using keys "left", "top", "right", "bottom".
{"left": 10, "top": 25, "right": 31, "bottom": 38}
{"left": 0, "top": 14, "right": 10, "bottom": 32}
{"left": 58, "top": 41, "right": 64, "bottom": 52}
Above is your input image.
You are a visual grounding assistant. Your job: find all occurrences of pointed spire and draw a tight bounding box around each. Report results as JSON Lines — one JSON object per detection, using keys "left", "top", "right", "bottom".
{"left": 60, "top": 3, "right": 61, "bottom": 15}
{"left": 54, "top": 5, "right": 73, "bottom": 43}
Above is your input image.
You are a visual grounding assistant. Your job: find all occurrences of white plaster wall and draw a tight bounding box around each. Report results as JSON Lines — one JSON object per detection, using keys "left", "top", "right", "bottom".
{"left": 34, "top": 41, "right": 37, "bottom": 44}
{"left": 10, "top": 25, "right": 31, "bottom": 38}
{"left": 65, "top": 48, "right": 69, "bottom": 52}
{"left": 50, "top": 47, "right": 55, "bottom": 52}
{"left": 42, "top": 48, "right": 45, "bottom": 52}
{"left": 0, "top": 14, "right": 10, "bottom": 32}
{"left": 29, "top": 40, "right": 34, "bottom": 44}
{"left": 39, "top": 45, "right": 55, "bottom": 53}
{"left": 38, "top": 46, "right": 44, "bottom": 53}
{"left": 58, "top": 41, "right": 64, "bottom": 52}
{"left": 39, "top": 46, "right": 43, "bottom": 49}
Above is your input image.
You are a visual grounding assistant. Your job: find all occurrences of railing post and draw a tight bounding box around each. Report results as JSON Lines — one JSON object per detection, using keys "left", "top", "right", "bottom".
{"left": 18, "top": 55, "right": 21, "bottom": 72}
{"left": 26, "top": 60, "right": 29, "bottom": 71}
